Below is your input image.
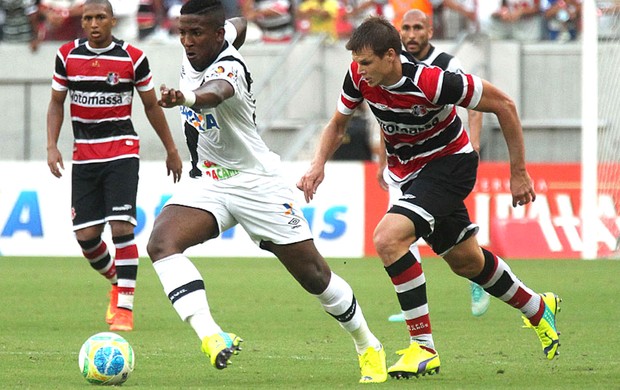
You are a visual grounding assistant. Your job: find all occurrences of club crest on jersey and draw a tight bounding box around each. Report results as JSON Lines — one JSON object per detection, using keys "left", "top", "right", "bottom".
{"left": 106, "top": 72, "right": 120, "bottom": 85}
{"left": 410, "top": 105, "right": 428, "bottom": 117}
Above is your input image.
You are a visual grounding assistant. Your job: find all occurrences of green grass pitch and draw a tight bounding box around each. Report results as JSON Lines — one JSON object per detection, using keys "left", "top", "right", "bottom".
{"left": 1, "top": 256, "right": 618, "bottom": 389}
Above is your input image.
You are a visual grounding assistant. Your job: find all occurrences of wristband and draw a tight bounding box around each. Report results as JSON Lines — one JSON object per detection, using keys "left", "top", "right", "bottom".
{"left": 181, "top": 90, "right": 196, "bottom": 107}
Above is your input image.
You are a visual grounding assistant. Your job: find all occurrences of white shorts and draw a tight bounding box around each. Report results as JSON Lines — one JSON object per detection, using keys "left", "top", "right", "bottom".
{"left": 165, "top": 170, "right": 313, "bottom": 247}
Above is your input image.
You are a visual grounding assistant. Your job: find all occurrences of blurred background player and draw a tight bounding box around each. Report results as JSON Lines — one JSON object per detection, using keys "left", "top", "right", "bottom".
{"left": 46, "top": 0, "right": 182, "bottom": 331}
{"left": 0, "top": 0, "right": 41, "bottom": 52}
{"left": 241, "top": 0, "right": 295, "bottom": 42}
{"left": 478, "top": 0, "right": 543, "bottom": 43}
{"left": 39, "top": 0, "right": 85, "bottom": 41}
{"left": 541, "top": 0, "right": 581, "bottom": 42}
{"left": 383, "top": 9, "right": 490, "bottom": 323}
{"left": 147, "top": 0, "right": 387, "bottom": 382}
{"left": 384, "top": 0, "right": 432, "bottom": 30}
{"left": 296, "top": 0, "right": 341, "bottom": 41}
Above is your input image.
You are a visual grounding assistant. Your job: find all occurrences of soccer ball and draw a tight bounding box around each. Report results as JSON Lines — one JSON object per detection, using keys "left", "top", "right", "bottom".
{"left": 78, "top": 332, "right": 135, "bottom": 385}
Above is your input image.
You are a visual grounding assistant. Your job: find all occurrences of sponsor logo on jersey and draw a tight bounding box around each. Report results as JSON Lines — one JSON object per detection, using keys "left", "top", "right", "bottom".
{"left": 71, "top": 91, "right": 125, "bottom": 106}
{"left": 207, "top": 65, "right": 238, "bottom": 83}
{"left": 201, "top": 160, "right": 240, "bottom": 181}
{"left": 288, "top": 218, "right": 300, "bottom": 226}
{"left": 379, "top": 117, "right": 440, "bottom": 135}
{"left": 180, "top": 105, "right": 205, "bottom": 132}
{"left": 106, "top": 72, "right": 120, "bottom": 85}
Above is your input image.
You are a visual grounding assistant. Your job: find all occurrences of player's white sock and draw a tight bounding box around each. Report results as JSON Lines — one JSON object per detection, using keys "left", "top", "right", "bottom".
{"left": 153, "top": 254, "right": 221, "bottom": 339}
{"left": 188, "top": 309, "right": 222, "bottom": 340}
{"left": 411, "top": 335, "right": 435, "bottom": 351}
{"left": 315, "top": 272, "right": 381, "bottom": 354}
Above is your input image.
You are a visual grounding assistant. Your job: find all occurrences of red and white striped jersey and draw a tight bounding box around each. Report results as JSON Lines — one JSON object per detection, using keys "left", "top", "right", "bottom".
{"left": 52, "top": 38, "right": 154, "bottom": 164}
{"left": 337, "top": 52, "right": 483, "bottom": 183}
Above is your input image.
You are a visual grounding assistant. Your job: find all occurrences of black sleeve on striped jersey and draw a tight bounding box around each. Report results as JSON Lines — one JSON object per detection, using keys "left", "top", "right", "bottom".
{"left": 436, "top": 71, "right": 466, "bottom": 105}
{"left": 431, "top": 52, "right": 454, "bottom": 71}
{"left": 55, "top": 55, "right": 67, "bottom": 79}
{"left": 342, "top": 72, "right": 362, "bottom": 100}
{"left": 134, "top": 56, "right": 151, "bottom": 84}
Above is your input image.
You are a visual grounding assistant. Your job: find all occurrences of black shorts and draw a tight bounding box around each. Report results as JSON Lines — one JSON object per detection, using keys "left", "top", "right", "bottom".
{"left": 388, "top": 152, "right": 479, "bottom": 256}
{"left": 71, "top": 158, "right": 139, "bottom": 230}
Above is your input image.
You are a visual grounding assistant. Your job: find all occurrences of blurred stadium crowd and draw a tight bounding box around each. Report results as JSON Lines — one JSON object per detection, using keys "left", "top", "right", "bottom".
{"left": 2, "top": 0, "right": 618, "bottom": 53}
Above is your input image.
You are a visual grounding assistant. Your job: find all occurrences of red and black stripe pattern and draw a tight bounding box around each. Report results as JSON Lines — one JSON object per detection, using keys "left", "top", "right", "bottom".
{"left": 338, "top": 52, "right": 482, "bottom": 182}
{"left": 52, "top": 38, "right": 153, "bottom": 163}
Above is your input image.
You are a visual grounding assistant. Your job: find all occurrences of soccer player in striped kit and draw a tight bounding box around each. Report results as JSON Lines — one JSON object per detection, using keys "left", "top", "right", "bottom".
{"left": 383, "top": 9, "right": 491, "bottom": 321}
{"left": 298, "top": 16, "right": 560, "bottom": 379}
{"left": 46, "top": 0, "right": 183, "bottom": 331}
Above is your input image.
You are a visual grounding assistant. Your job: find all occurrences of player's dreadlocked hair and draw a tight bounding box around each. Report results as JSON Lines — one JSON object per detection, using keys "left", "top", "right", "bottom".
{"left": 346, "top": 16, "right": 401, "bottom": 58}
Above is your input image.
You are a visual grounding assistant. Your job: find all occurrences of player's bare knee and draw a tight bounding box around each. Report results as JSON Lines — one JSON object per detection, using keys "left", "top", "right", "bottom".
{"left": 373, "top": 229, "right": 401, "bottom": 260}
{"left": 444, "top": 252, "right": 484, "bottom": 278}
{"left": 291, "top": 256, "right": 331, "bottom": 294}
{"left": 449, "top": 261, "right": 480, "bottom": 278}
{"left": 444, "top": 242, "right": 485, "bottom": 278}
{"left": 301, "top": 270, "right": 330, "bottom": 295}
{"left": 146, "top": 232, "right": 169, "bottom": 262}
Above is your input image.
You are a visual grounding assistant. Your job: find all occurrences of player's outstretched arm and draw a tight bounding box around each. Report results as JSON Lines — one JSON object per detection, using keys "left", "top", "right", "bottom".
{"left": 46, "top": 89, "right": 67, "bottom": 178}
{"left": 159, "top": 80, "right": 235, "bottom": 110}
{"left": 297, "top": 110, "right": 351, "bottom": 202}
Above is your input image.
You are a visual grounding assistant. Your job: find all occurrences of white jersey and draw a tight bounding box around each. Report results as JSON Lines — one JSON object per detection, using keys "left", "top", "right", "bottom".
{"left": 167, "top": 25, "right": 312, "bottom": 245}
{"left": 178, "top": 28, "right": 281, "bottom": 177}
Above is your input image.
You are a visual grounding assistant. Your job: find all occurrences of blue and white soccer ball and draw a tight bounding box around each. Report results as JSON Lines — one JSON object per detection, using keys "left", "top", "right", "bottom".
{"left": 78, "top": 332, "right": 135, "bottom": 385}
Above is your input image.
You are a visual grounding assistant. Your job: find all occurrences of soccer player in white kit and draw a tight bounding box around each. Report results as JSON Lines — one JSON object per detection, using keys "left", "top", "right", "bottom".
{"left": 146, "top": 0, "right": 388, "bottom": 383}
